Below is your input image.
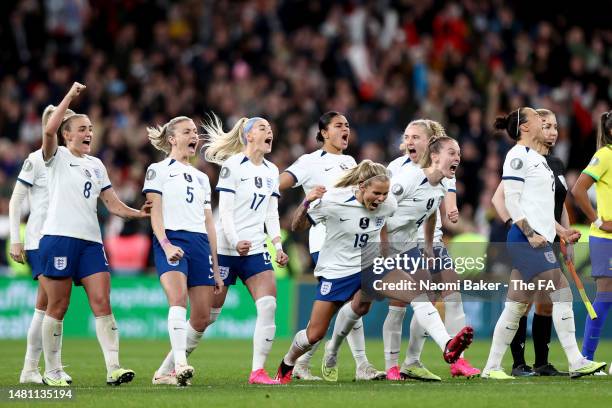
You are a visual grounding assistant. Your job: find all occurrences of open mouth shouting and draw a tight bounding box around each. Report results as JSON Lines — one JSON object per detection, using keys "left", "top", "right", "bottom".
{"left": 449, "top": 162, "right": 459, "bottom": 176}
{"left": 264, "top": 136, "right": 273, "bottom": 148}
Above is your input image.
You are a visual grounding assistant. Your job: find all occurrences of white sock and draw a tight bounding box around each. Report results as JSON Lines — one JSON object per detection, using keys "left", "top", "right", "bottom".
{"left": 347, "top": 317, "right": 368, "bottom": 367}
{"left": 209, "top": 308, "right": 222, "bottom": 325}
{"left": 383, "top": 306, "right": 406, "bottom": 370}
{"left": 296, "top": 339, "right": 321, "bottom": 365}
{"left": 484, "top": 301, "right": 528, "bottom": 371}
{"left": 252, "top": 296, "right": 276, "bottom": 371}
{"left": 404, "top": 314, "right": 428, "bottom": 366}
{"left": 410, "top": 294, "right": 451, "bottom": 350}
{"left": 95, "top": 314, "right": 121, "bottom": 375}
{"left": 550, "top": 288, "right": 583, "bottom": 368}
{"left": 327, "top": 302, "right": 360, "bottom": 356}
{"left": 444, "top": 292, "right": 465, "bottom": 337}
{"left": 42, "top": 315, "right": 63, "bottom": 374}
{"left": 168, "top": 306, "right": 188, "bottom": 368}
{"left": 23, "top": 309, "right": 45, "bottom": 372}
{"left": 284, "top": 329, "right": 313, "bottom": 366}
{"left": 186, "top": 322, "right": 204, "bottom": 357}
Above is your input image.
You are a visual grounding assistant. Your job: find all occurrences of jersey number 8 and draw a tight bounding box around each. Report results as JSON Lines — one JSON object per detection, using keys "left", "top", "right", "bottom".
{"left": 83, "top": 181, "right": 92, "bottom": 198}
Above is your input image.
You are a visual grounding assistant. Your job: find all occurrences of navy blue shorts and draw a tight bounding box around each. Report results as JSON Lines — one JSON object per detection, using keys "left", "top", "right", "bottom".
{"left": 399, "top": 246, "right": 423, "bottom": 274}
{"left": 218, "top": 252, "right": 272, "bottom": 286}
{"left": 26, "top": 249, "right": 43, "bottom": 280}
{"left": 506, "top": 224, "right": 560, "bottom": 282}
{"left": 419, "top": 244, "right": 453, "bottom": 274}
{"left": 315, "top": 273, "right": 362, "bottom": 302}
{"left": 311, "top": 252, "right": 319, "bottom": 265}
{"left": 39, "top": 235, "right": 109, "bottom": 285}
{"left": 589, "top": 236, "right": 612, "bottom": 278}
{"left": 153, "top": 230, "right": 214, "bottom": 287}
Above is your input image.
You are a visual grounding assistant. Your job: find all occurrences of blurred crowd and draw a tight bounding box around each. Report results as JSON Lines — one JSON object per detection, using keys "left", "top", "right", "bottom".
{"left": 0, "top": 0, "right": 610, "bottom": 274}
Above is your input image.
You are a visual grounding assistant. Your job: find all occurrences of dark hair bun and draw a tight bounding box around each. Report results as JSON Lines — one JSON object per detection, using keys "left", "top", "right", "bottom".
{"left": 316, "top": 131, "right": 324, "bottom": 143}
{"left": 494, "top": 116, "right": 509, "bottom": 131}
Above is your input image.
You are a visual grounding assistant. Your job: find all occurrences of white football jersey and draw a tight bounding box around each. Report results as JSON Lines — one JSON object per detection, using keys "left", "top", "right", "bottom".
{"left": 16, "top": 150, "right": 48, "bottom": 250}
{"left": 502, "top": 145, "right": 556, "bottom": 242}
{"left": 215, "top": 153, "right": 280, "bottom": 256}
{"left": 143, "top": 158, "right": 212, "bottom": 234}
{"left": 387, "top": 156, "right": 455, "bottom": 243}
{"left": 386, "top": 165, "right": 447, "bottom": 250}
{"left": 308, "top": 187, "right": 397, "bottom": 279}
{"left": 285, "top": 150, "right": 356, "bottom": 254}
{"left": 41, "top": 146, "right": 111, "bottom": 244}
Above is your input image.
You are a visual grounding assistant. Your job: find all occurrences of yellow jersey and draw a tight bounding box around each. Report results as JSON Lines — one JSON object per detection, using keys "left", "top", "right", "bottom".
{"left": 582, "top": 145, "right": 612, "bottom": 239}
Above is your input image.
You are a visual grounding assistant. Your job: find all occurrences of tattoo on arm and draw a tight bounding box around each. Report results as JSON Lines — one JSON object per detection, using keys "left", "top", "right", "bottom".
{"left": 291, "top": 204, "right": 310, "bottom": 232}
{"left": 517, "top": 219, "right": 535, "bottom": 238}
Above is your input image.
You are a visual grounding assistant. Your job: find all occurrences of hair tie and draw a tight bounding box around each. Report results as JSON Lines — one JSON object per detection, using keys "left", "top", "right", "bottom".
{"left": 242, "top": 117, "right": 264, "bottom": 144}
{"left": 516, "top": 108, "right": 521, "bottom": 137}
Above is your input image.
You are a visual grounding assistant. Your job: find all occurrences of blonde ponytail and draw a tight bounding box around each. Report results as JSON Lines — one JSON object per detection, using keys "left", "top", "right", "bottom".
{"left": 42, "top": 104, "right": 76, "bottom": 139}
{"left": 147, "top": 116, "right": 192, "bottom": 154}
{"left": 420, "top": 135, "right": 456, "bottom": 168}
{"left": 335, "top": 159, "right": 389, "bottom": 188}
{"left": 201, "top": 113, "right": 250, "bottom": 165}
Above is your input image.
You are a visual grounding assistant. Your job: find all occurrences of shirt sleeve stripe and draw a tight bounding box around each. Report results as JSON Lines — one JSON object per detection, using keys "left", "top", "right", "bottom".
{"left": 501, "top": 176, "right": 525, "bottom": 182}
{"left": 101, "top": 184, "right": 112, "bottom": 192}
{"left": 17, "top": 178, "right": 33, "bottom": 187}
{"left": 142, "top": 189, "right": 162, "bottom": 195}
{"left": 306, "top": 213, "right": 316, "bottom": 226}
{"left": 216, "top": 187, "right": 236, "bottom": 193}
{"left": 582, "top": 170, "right": 600, "bottom": 181}
{"left": 284, "top": 170, "right": 298, "bottom": 185}
{"left": 272, "top": 192, "right": 281, "bottom": 198}
{"left": 448, "top": 188, "right": 457, "bottom": 193}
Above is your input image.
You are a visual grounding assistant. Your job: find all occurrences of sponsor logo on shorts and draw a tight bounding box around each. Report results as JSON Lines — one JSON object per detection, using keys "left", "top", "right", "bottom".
{"left": 54, "top": 257, "right": 68, "bottom": 271}
{"left": 168, "top": 259, "right": 180, "bottom": 267}
{"left": 320, "top": 281, "right": 332, "bottom": 295}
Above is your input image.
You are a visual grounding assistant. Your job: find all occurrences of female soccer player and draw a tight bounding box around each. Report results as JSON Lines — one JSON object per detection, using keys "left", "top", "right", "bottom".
{"left": 38, "top": 82, "right": 150, "bottom": 386}
{"left": 202, "top": 114, "right": 288, "bottom": 385}
{"left": 142, "top": 116, "right": 223, "bottom": 387}
{"left": 571, "top": 111, "right": 612, "bottom": 364}
{"left": 274, "top": 157, "right": 473, "bottom": 384}
{"left": 383, "top": 120, "right": 479, "bottom": 381}
{"left": 280, "top": 112, "right": 384, "bottom": 381}
{"left": 482, "top": 107, "right": 606, "bottom": 379}
{"left": 9, "top": 106, "right": 75, "bottom": 384}
{"left": 491, "top": 109, "right": 578, "bottom": 376}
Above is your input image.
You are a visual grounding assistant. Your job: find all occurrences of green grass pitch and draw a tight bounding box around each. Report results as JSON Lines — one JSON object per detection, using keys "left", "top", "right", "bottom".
{"left": 1, "top": 339, "right": 611, "bottom": 408}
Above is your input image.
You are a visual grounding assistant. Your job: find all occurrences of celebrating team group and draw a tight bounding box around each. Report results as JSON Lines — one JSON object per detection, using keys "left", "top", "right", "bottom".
{"left": 9, "top": 82, "right": 612, "bottom": 387}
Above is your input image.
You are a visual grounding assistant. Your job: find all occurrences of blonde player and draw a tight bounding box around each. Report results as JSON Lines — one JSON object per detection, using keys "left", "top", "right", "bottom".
{"left": 280, "top": 111, "right": 384, "bottom": 381}
{"left": 482, "top": 107, "right": 605, "bottom": 379}
{"left": 202, "top": 114, "right": 288, "bottom": 385}
{"left": 141, "top": 116, "right": 224, "bottom": 387}
{"left": 383, "top": 121, "right": 479, "bottom": 381}
{"left": 274, "top": 160, "right": 472, "bottom": 384}
{"left": 38, "top": 83, "right": 150, "bottom": 386}
{"left": 9, "top": 107, "right": 75, "bottom": 384}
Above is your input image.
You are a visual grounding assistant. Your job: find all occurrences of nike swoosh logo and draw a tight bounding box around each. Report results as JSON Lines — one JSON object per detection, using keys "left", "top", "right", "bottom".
{"left": 169, "top": 174, "right": 179, "bottom": 177}
{"left": 534, "top": 163, "right": 540, "bottom": 167}
{"left": 561, "top": 317, "right": 572, "bottom": 321}
{"left": 265, "top": 338, "right": 274, "bottom": 342}
{"left": 53, "top": 333, "right": 61, "bottom": 336}
{"left": 111, "top": 327, "right": 118, "bottom": 331}
{"left": 241, "top": 178, "right": 249, "bottom": 181}
{"left": 505, "top": 327, "right": 515, "bottom": 330}
{"left": 325, "top": 167, "right": 334, "bottom": 171}
{"left": 340, "top": 218, "right": 349, "bottom": 222}
{"left": 173, "top": 327, "right": 185, "bottom": 330}
{"left": 427, "top": 311, "right": 437, "bottom": 315}
{"left": 389, "top": 351, "right": 399, "bottom": 355}
{"left": 69, "top": 164, "right": 79, "bottom": 167}
{"left": 208, "top": 275, "right": 214, "bottom": 279}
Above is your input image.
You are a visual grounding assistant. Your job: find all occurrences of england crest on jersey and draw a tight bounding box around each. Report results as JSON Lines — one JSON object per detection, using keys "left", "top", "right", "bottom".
{"left": 266, "top": 177, "right": 273, "bottom": 190}
{"left": 320, "top": 281, "right": 332, "bottom": 295}
{"left": 54, "top": 257, "right": 68, "bottom": 271}
{"left": 94, "top": 168, "right": 102, "bottom": 180}
{"left": 375, "top": 217, "right": 385, "bottom": 228}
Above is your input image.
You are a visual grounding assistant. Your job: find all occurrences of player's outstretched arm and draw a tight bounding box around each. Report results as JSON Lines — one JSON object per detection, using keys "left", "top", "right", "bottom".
{"left": 291, "top": 186, "right": 326, "bottom": 232}
{"left": 43, "top": 82, "right": 85, "bottom": 160}
{"left": 100, "top": 187, "right": 150, "bottom": 219}
{"left": 491, "top": 182, "right": 511, "bottom": 223}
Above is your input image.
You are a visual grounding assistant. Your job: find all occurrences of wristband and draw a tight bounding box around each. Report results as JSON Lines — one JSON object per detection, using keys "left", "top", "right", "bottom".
{"left": 274, "top": 241, "right": 283, "bottom": 252}
{"left": 303, "top": 200, "right": 311, "bottom": 209}
{"left": 504, "top": 219, "right": 513, "bottom": 230}
{"left": 594, "top": 217, "right": 604, "bottom": 229}
{"left": 160, "top": 238, "right": 171, "bottom": 248}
